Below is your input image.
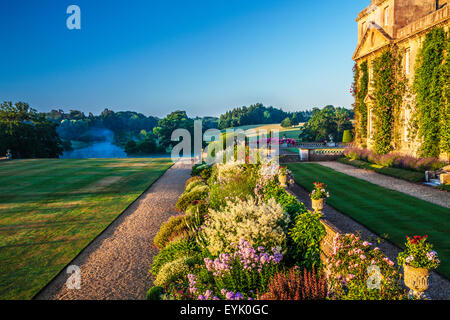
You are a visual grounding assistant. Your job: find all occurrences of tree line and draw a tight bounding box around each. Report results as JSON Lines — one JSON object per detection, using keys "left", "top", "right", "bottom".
{"left": 218, "top": 103, "right": 312, "bottom": 130}
{"left": 1, "top": 101, "right": 353, "bottom": 159}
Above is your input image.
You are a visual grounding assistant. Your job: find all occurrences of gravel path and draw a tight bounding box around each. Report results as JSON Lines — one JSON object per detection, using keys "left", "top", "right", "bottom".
{"left": 35, "top": 160, "right": 192, "bottom": 300}
{"left": 318, "top": 161, "right": 449, "bottom": 209}
{"left": 289, "top": 183, "right": 450, "bottom": 300}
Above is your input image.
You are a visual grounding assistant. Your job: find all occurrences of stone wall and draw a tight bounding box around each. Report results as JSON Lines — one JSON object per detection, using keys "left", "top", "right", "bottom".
{"left": 308, "top": 148, "right": 345, "bottom": 161}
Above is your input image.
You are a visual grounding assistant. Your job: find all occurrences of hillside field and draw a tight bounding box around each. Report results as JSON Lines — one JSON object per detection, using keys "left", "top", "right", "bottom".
{"left": 0, "top": 158, "right": 172, "bottom": 300}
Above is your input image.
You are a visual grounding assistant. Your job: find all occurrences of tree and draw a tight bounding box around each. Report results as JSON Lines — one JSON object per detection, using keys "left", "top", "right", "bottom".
{"left": 218, "top": 103, "right": 312, "bottom": 130}
{"left": 0, "top": 101, "right": 63, "bottom": 158}
{"left": 153, "top": 111, "right": 194, "bottom": 149}
{"left": 281, "top": 117, "right": 292, "bottom": 128}
{"left": 299, "top": 106, "right": 353, "bottom": 142}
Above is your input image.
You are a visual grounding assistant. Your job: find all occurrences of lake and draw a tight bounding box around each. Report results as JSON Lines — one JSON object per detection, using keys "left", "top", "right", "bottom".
{"left": 61, "top": 142, "right": 170, "bottom": 159}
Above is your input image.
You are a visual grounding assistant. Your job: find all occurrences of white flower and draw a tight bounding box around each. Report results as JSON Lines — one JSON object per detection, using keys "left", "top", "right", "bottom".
{"left": 405, "top": 255, "right": 414, "bottom": 264}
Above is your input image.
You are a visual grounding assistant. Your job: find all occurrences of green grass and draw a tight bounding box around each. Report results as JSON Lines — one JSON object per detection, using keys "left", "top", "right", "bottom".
{"left": 337, "top": 157, "right": 425, "bottom": 183}
{"left": 0, "top": 158, "right": 173, "bottom": 300}
{"left": 287, "top": 163, "right": 450, "bottom": 279}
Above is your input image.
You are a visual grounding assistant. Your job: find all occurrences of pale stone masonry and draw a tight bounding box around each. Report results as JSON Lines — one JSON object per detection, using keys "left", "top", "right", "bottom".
{"left": 353, "top": 0, "right": 449, "bottom": 160}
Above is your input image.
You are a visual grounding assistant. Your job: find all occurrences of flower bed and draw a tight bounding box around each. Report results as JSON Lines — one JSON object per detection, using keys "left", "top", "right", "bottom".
{"left": 147, "top": 159, "right": 417, "bottom": 300}
{"left": 343, "top": 146, "right": 446, "bottom": 172}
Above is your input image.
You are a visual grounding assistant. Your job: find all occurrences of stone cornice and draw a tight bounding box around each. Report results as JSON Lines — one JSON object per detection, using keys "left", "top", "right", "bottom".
{"left": 356, "top": 0, "right": 389, "bottom": 22}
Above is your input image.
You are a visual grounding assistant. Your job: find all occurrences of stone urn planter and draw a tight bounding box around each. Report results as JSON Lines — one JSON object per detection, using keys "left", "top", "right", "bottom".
{"left": 311, "top": 198, "right": 325, "bottom": 212}
{"left": 279, "top": 174, "right": 287, "bottom": 188}
{"left": 403, "top": 264, "right": 430, "bottom": 299}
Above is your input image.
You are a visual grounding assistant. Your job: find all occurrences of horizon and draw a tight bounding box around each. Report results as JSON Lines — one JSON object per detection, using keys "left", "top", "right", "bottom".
{"left": 0, "top": 0, "right": 367, "bottom": 118}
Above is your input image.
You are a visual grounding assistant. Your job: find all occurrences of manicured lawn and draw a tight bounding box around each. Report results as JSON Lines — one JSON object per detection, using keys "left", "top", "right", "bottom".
{"left": 288, "top": 163, "right": 450, "bottom": 279}
{"left": 0, "top": 158, "right": 173, "bottom": 300}
{"left": 337, "top": 157, "right": 425, "bottom": 183}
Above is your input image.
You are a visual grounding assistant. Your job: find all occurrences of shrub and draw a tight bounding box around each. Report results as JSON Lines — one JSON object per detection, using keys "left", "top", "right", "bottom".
{"left": 327, "top": 234, "right": 405, "bottom": 300}
{"left": 208, "top": 164, "right": 259, "bottom": 210}
{"left": 201, "top": 239, "right": 283, "bottom": 295}
{"left": 343, "top": 146, "right": 446, "bottom": 172}
{"left": 342, "top": 130, "right": 353, "bottom": 143}
{"left": 154, "top": 215, "right": 193, "bottom": 249}
{"left": 185, "top": 176, "right": 203, "bottom": 189}
{"left": 176, "top": 185, "right": 209, "bottom": 212}
{"left": 263, "top": 181, "right": 307, "bottom": 218}
{"left": 397, "top": 235, "right": 440, "bottom": 270}
{"left": 289, "top": 211, "right": 326, "bottom": 270}
{"left": 154, "top": 256, "right": 195, "bottom": 287}
{"left": 202, "top": 198, "right": 290, "bottom": 257}
{"left": 192, "top": 164, "right": 212, "bottom": 179}
{"left": 146, "top": 286, "right": 164, "bottom": 300}
{"left": 151, "top": 239, "right": 200, "bottom": 275}
{"left": 185, "top": 180, "right": 206, "bottom": 193}
{"left": 260, "top": 268, "right": 327, "bottom": 300}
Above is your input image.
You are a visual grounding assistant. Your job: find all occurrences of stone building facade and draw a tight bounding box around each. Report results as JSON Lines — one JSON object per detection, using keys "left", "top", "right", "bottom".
{"left": 353, "top": 0, "right": 449, "bottom": 159}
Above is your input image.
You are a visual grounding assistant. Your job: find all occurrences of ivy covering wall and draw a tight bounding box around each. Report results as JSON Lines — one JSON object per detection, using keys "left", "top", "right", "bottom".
{"left": 414, "top": 28, "right": 449, "bottom": 158}
{"left": 372, "top": 46, "right": 406, "bottom": 155}
{"left": 357, "top": 62, "right": 369, "bottom": 141}
{"left": 441, "top": 34, "right": 450, "bottom": 156}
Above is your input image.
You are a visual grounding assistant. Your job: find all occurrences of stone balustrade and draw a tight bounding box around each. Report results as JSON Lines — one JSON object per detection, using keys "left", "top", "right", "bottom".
{"left": 396, "top": 6, "right": 449, "bottom": 39}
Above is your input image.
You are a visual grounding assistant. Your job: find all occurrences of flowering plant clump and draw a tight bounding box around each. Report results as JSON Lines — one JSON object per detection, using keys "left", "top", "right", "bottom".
{"left": 203, "top": 239, "right": 283, "bottom": 295}
{"left": 202, "top": 198, "right": 289, "bottom": 256}
{"left": 310, "top": 182, "right": 330, "bottom": 200}
{"left": 279, "top": 166, "right": 291, "bottom": 176}
{"left": 260, "top": 267, "right": 328, "bottom": 300}
{"left": 327, "top": 234, "right": 405, "bottom": 300}
{"left": 397, "top": 236, "right": 440, "bottom": 270}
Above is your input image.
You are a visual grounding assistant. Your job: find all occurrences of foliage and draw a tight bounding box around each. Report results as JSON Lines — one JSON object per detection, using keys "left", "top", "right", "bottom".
{"left": 185, "top": 176, "right": 203, "bottom": 189}
{"left": 281, "top": 117, "right": 292, "bottom": 128}
{"left": 397, "top": 236, "right": 440, "bottom": 270}
{"left": 299, "top": 105, "right": 353, "bottom": 142}
{"left": 175, "top": 185, "right": 209, "bottom": 212}
{"left": 372, "top": 47, "right": 407, "bottom": 154}
{"left": 151, "top": 239, "right": 200, "bottom": 275}
{"left": 353, "top": 61, "right": 369, "bottom": 141}
{"left": 146, "top": 286, "right": 164, "bottom": 300}
{"left": 191, "top": 163, "right": 212, "bottom": 178}
{"left": 153, "top": 111, "right": 194, "bottom": 149}
{"left": 202, "top": 198, "right": 289, "bottom": 257}
{"left": 217, "top": 103, "right": 311, "bottom": 130}
{"left": 124, "top": 134, "right": 164, "bottom": 155}
{"left": 185, "top": 180, "right": 206, "bottom": 193}
{"left": 343, "top": 146, "right": 445, "bottom": 172}
{"left": 414, "top": 28, "right": 448, "bottom": 157}
{"left": 310, "top": 182, "right": 330, "bottom": 200}
{"left": 327, "top": 234, "right": 405, "bottom": 300}
{"left": 154, "top": 215, "right": 194, "bottom": 249}
{"left": 0, "top": 101, "right": 63, "bottom": 158}
{"left": 154, "top": 256, "right": 196, "bottom": 287}
{"left": 47, "top": 108, "right": 160, "bottom": 147}
{"left": 342, "top": 130, "right": 353, "bottom": 143}
{"left": 289, "top": 211, "right": 326, "bottom": 270}
{"left": 208, "top": 164, "right": 259, "bottom": 210}
{"left": 260, "top": 268, "right": 327, "bottom": 300}
{"left": 201, "top": 239, "right": 283, "bottom": 296}
{"left": 262, "top": 180, "right": 306, "bottom": 218}
{"left": 441, "top": 34, "right": 450, "bottom": 156}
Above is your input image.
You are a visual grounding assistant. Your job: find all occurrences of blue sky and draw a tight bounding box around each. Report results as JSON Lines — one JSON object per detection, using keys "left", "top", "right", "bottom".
{"left": 0, "top": 0, "right": 367, "bottom": 118}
